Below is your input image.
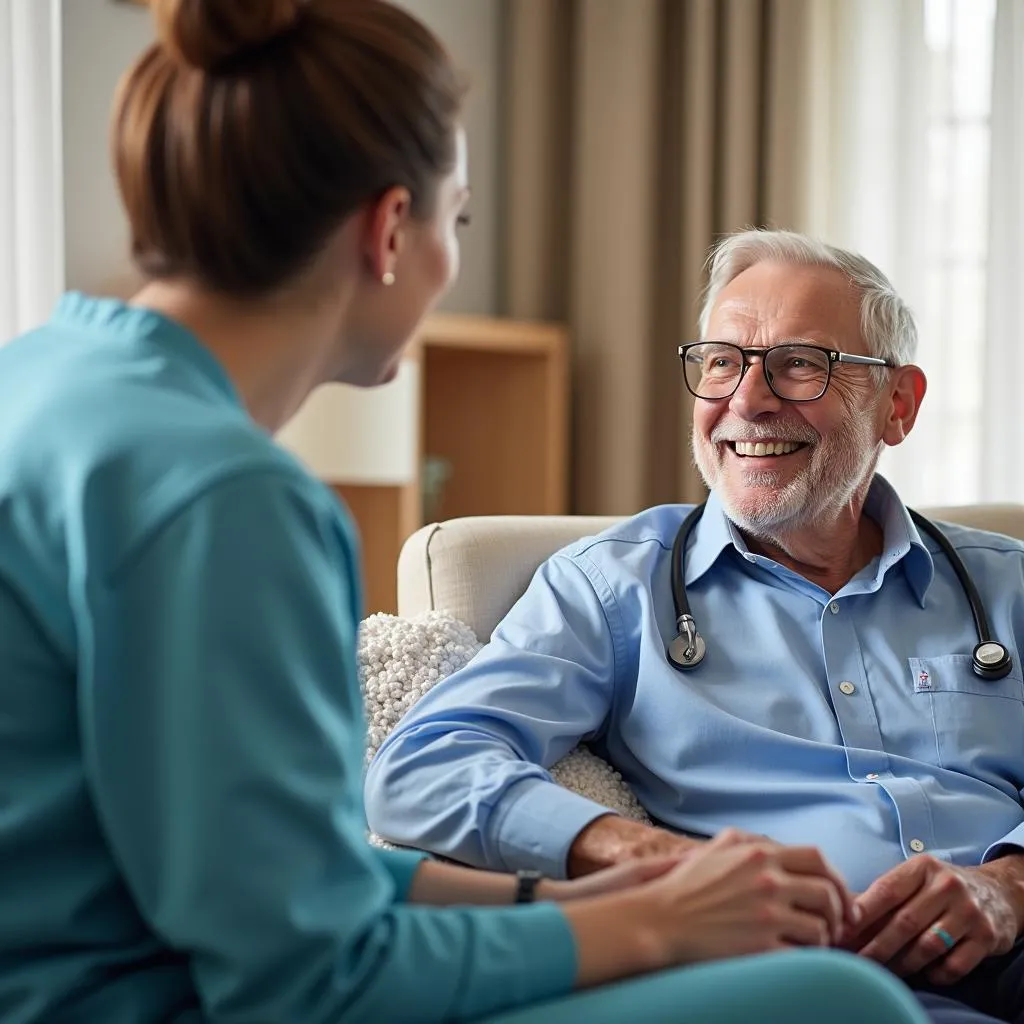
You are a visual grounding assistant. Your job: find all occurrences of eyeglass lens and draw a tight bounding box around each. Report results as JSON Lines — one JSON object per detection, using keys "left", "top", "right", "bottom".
{"left": 682, "top": 343, "right": 831, "bottom": 401}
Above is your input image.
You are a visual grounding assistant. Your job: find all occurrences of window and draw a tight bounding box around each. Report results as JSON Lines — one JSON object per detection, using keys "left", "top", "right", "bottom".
{"left": 819, "top": 0, "right": 1003, "bottom": 508}
{"left": 891, "top": 0, "right": 997, "bottom": 505}
{"left": 0, "top": 0, "right": 63, "bottom": 341}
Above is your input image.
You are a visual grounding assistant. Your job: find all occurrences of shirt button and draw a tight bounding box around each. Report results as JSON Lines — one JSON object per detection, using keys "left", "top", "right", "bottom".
{"left": 829, "top": 602, "right": 840, "bottom": 614}
{"left": 838, "top": 681, "right": 856, "bottom": 695}
{"left": 909, "top": 839, "right": 925, "bottom": 853}
{"left": 866, "top": 773, "right": 879, "bottom": 780}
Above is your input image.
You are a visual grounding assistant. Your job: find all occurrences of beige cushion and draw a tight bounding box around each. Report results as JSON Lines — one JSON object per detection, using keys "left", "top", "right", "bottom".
{"left": 398, "top": 505, "right": 1024, "bottom": 641}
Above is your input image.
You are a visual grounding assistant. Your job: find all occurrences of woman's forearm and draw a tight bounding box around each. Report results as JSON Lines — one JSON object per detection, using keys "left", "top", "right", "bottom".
{"left": 406, "top": 860, "right": 664, "bottom": 987}
{"left": 407, "top": 859, "right": 565, "bottom": 906}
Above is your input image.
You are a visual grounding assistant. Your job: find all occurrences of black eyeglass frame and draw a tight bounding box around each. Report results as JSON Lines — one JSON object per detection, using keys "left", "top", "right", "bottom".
{"left": 677, "top": 341, "right": 898, "bottom": 403}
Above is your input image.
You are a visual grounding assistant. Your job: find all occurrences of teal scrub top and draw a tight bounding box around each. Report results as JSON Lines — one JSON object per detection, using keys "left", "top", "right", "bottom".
{"left": 0, "top": 294, "right": 576, "bottom": 1023}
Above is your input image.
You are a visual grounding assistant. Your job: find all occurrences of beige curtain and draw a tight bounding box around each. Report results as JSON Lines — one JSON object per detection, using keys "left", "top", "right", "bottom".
{"left": 500, "top": 0, "right": 820, "bottom": 514}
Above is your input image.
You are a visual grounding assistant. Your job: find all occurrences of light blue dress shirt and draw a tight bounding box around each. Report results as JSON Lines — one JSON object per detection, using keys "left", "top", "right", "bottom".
{"left": 0, "top": 294, "right": 576, "bottom": 1023}
{"left": 366, "top": 481, "right": 1024, "bottom": 890}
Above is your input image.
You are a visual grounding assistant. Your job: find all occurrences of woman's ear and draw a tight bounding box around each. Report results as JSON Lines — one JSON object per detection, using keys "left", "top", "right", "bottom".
{"left": 364, "top": 185, "right": 412, "bottom": 283}
{"left": 881, "top": 364, "right": 928, "bottom": 446}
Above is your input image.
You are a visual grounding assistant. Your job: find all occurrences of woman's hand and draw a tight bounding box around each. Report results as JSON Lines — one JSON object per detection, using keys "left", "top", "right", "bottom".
{"left": 562, "top": 828, "right": 857, "bottom": 989}
{"left": 640, "top": 829, "right": 856, "bottom": 964}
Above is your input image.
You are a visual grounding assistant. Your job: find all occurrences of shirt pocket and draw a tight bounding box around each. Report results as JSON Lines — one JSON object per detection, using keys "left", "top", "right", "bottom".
{"left": 909, "top": 654, "right": 1024, "bottom": 778}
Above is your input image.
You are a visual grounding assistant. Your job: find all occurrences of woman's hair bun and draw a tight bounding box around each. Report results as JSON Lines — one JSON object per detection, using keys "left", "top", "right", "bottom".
{"left": 152, "top": 0, "right": 302, "bottom": 72}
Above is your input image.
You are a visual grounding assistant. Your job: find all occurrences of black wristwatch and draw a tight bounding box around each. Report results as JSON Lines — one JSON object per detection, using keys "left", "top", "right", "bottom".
{"left": 514, "top": 869, "right": 543, "bottom": 904}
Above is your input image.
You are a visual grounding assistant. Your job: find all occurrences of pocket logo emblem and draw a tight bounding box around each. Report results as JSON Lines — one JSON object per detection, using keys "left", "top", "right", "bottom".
{"left": 915, "top": 669, "right": 933, "bottom": 693}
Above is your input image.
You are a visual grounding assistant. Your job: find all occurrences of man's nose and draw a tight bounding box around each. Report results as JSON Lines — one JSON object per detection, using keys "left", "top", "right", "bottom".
{"left": 728, "top": 359, "right": 784, "bottom": 420}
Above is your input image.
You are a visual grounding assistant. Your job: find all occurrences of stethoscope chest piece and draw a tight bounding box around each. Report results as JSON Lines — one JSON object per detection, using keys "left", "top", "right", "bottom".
{"left": 972, "top": 641, "right": 1013, "bottom": 680}
{"left": 667, "top": 615, "right": 706, "bottom": 669}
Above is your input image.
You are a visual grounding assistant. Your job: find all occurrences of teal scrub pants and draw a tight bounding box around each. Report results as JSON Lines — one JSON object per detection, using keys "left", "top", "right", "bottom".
{"left": 482, "top": 949, "right": 928, "bottom": 1024}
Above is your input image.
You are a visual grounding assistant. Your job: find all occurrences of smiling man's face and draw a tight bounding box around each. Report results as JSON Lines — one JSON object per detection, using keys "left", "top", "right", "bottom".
{"left": 691, "top": 260, "right": 887, "bottom": 536}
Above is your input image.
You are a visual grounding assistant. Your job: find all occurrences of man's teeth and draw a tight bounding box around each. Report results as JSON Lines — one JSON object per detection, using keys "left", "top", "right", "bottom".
{"left": 733, "top": 441, "right": 802, "bottom": 457}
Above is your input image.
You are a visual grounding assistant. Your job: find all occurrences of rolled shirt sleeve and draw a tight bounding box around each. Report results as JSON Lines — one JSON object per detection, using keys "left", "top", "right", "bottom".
{"left": 983, "top": 828, "right": 1024, "bottom": 865}
{"left": 365, "top": 551, "right": 622, "bottom": 878}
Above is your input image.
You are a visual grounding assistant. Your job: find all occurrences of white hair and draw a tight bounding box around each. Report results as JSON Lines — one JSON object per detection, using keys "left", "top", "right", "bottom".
{"left": 698, "top": 229, "right": 918, "bottom": 380}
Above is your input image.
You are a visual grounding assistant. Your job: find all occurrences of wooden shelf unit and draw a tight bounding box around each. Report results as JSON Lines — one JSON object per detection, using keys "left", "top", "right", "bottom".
{"left": 335, "top": 313, "right": 569, "bottom": 615}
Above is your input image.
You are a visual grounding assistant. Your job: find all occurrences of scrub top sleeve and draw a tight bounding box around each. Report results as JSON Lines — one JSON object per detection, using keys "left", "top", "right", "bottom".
{"left": 373, "top": 847, "right": 431, "bottom": 900}
{"left": 76, "top": 471, "right": 577, "bottom": 1023}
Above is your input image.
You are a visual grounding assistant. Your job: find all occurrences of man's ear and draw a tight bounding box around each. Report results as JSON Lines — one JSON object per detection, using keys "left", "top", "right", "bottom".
{"left": 363, "top": 185, "right": 412, "bottom": 283}
{"left": 881, "top": 365, "right": 928, "bottom": 447}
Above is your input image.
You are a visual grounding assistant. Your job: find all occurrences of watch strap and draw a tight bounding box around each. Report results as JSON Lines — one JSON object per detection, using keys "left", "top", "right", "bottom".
{"left": 514, "top": 868, "right": 543, "bottom": 904}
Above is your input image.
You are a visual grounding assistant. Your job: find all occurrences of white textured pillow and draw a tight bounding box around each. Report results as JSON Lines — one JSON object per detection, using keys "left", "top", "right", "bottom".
{"left": 358, "top": 611, "right": 651, "bottom": 838}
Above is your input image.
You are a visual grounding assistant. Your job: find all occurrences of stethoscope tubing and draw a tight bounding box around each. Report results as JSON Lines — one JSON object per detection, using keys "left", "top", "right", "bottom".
{"left": 667, "top": 502, "right": 1013, "bottom": 680}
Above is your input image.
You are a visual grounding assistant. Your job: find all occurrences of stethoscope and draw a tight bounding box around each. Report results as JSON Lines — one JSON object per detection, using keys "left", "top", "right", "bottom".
{"left": 667, "top": 502, "right": 1014, "bottom": 681}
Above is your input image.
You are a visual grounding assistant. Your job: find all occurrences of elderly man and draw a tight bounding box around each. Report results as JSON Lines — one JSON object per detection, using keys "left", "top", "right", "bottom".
{"left": 365, "top": 230, "right": 1024, "bottom": 1023}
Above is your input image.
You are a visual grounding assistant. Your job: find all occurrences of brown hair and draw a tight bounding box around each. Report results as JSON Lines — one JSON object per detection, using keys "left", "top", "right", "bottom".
{"left": 113, "top": 0, "right": 464, "bottom": 297}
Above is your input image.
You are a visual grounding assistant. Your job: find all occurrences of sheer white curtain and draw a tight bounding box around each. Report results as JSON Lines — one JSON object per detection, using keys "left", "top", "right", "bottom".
{"left": 805, "top": 0, "right": 1005, "bottom": 507}
{"left": 981, "top": 0, "right": 1024, "bottom": 503}
{"left": 0, "top": 0, "right": 63, "bottom": 342}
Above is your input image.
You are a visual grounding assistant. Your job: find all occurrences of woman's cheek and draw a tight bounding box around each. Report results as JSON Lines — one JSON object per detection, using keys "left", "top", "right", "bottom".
{"left": 444, "top": 229, "right": 461, "bottom": 288}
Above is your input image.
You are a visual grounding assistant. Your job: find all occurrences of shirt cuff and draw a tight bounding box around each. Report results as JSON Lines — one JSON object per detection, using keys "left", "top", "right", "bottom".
{"left": 490, "top": 777, "right": 615, "bottom": 879}
{"left": 982, "top": 824, "right": 1024, "bottom": 865}
{"left": 373, "top": 847, "right": 430, "bottom": 901}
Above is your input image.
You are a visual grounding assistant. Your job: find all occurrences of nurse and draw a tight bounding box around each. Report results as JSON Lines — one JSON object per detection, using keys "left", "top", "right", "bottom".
{"left": 0, "top": 1, "right": 927, "bottom": 1021}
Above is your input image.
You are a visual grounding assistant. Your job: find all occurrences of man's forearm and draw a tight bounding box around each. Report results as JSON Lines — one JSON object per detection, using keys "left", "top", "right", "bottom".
{"left": 567, "top": 814, "right": 700, "bottom": 877}
{"left": 979, "top": 851, "right": 1024, "bottom": 936}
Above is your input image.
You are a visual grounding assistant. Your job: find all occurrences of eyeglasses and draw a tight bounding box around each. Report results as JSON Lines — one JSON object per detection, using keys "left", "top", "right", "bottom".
{"left": 677, "top": 341, "right": 897, "bottom": 403}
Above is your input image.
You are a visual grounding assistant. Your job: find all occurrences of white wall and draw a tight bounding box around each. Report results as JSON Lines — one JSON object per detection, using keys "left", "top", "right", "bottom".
{"left": 61, "top": 0, "right": 152, "bottom": 296}
{"left": 392, "top": 0, "right": 502, "bottom": 314}
{"left": 60, "top": 0, "right": 502, "bottom": 314}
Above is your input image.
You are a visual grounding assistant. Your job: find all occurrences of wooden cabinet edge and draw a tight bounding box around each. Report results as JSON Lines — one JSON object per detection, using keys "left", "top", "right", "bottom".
{"left": 409, "top": 312, "right": 567, "bottom": 356}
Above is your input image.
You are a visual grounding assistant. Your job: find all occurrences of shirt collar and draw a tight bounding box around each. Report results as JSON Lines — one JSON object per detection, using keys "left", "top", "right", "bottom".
{"left": 50, "top": 291, "right": 241, "bottom": 407}
{"left": 683, "top": 488, "right": 749, "bottom": 585}
{"left": 863, "top": 473, "right": 934, "bottom": 605}
{"left": 683, "top": 474, "right": 935, "bottom": 605}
